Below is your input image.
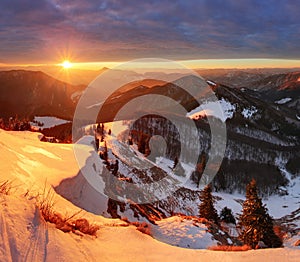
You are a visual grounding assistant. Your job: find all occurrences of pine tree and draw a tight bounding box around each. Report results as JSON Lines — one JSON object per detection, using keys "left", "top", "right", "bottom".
{"left": 100, "top": 141, "right": 108, "bottom": 162}
{"left": 103, "top": 141, "right": 108, "bottom": 162}
{"left": 112, "top": 159, "right": 119, "bottom": 176}
{"left": 96, "top": 123, "right": 101, "bottom": 133}
{"left": 191, "top": 152, "right": 206, "bottom": 187}
{"left": 172, "top": 156, "right": 178, "bottom": 170}
{"left": 238, "top": 179, "right": 282, "bottom": 249}
{"left": 138, "top": 133, "right": 146, "bottom": 154}
{"left": 95, "top": 137, "right": 99, "bottom": 151}
{"left": 199, "top": 184, "right": 219, "bottom": 224}
{"left": 95, "top": 133, "right": 99, "bottom": 151}
{"left": 220, "top": 207, "right": 236, "bottom": 224}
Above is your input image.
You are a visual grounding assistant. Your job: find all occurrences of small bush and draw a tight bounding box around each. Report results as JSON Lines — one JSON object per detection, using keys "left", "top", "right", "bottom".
{"left": 220, "top": 207, "right": 236, "bottom": 224}
{"left": 37, "top": 184, "right": 99, "bottom": 236}
{"left": 208, "top": 245, "right": 251, "bottom": 251}
{"left": 131, "top": 221, "right": 152, "bottom": 236}
{"left": 73, "top": 218, "right": 100, "bottom": 236}
{"left": 121, "top": 217, "right": 130, "bottom": 223}
{"left": 37, "top": 186, "right": 57, "bottom": 223}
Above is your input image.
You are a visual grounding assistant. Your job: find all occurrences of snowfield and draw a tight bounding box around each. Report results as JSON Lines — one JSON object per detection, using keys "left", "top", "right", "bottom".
{"left": 187, "top": 98, "right": 236, "bottom": 122}
{"left": 30, "top": 116, "right": 71, "bottom": 130}
{"left": 0, "top": 129, "right": 299, "bottom": 261}
{"left": 152, "top": 216, "right": 217, "bottom": 249}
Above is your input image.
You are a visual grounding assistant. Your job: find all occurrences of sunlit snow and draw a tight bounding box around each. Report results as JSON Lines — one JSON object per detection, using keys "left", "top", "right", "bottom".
{"left": 0, "top": 129, "right": 299, "bottom": 261}
{"left": 30, "top": 116, "right": 70, "bottom": 130}
{"left": 187, "top": 98, "right": 236, "bottom": 122}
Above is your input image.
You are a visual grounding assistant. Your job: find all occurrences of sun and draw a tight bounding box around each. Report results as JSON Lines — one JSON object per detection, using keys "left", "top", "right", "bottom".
{"left": 61, "top": 60, "right": 73, "bottom": 69}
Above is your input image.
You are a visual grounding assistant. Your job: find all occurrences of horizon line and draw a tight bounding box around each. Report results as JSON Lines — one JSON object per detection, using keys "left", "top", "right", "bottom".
{"left": 0, "top": 58, "right": 300, "bottom": 71}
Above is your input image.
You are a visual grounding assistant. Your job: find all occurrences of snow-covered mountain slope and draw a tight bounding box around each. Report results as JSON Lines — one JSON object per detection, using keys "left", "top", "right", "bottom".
{"left": 187, "top": 98, "right": 236, "bottom": 122}
{"left": 2, "top": 193, "right": 214, "bottom": 262}
{"left": 0, "top": 130, "right": 213, "bottom": 259}
{"left": 0, "top": 129, "right": 299, "bottom": 261}
{"left": 60, "top": 124, "right": 300, "bottom": 244}
{"left": 243, "top": 71, "right": 300, "bottom": 121}
{"left": 47, "top": 73, "right": 300, "bottom": 195}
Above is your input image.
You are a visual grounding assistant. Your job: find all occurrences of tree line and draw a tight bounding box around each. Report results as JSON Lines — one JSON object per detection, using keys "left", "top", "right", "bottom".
{"left": 199, "top": 179, "right": 282, "bottom": 249}
{"left": 0, "top": 116, "right": 31, "bottom": 131}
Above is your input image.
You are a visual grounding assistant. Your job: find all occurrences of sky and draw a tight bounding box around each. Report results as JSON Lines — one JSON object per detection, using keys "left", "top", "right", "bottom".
{"left": 0, "top": 0, "right": 300, "bottom": 68}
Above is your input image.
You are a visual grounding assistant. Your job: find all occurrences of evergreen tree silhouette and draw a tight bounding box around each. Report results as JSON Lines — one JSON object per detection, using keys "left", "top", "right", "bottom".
{"left": 238, "top": 179, "right": 282, "bottom": 249}
{"left": 191, "top": 152, "right": 206, "bottom": 187}
{"left": 103, "top": 141, "right": 108, "bottom": 162}
{"left": 220, "top": 207, "right": 236, "bottom": 224}
{"left": 199, "top": 184, "right": 219, "bottom": 224}
{"left": 95, "top": 133, "right": 99, "bottom": 151}
{"left": 138, "top": 132, "right": 146, "bottom": 154}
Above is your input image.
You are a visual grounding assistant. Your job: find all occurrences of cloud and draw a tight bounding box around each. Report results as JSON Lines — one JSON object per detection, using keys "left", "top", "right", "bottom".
{"left": 0, "top": 0, "right": 299, "bottom": 63}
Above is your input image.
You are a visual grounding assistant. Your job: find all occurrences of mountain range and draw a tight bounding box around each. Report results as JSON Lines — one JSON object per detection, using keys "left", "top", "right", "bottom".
{"left": 0, "top": 68, "right": 299, "bottom": 194}
{"left": 0, "top": 67, "right": 299, "bottom": 242}
{"left": 0, "top": 70, "right": 85, "bottom": 120}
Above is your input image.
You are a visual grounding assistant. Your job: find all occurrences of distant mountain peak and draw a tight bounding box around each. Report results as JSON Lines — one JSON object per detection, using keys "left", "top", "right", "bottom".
{"left": 0, "top": 69, "right": 85, "bottom": 120}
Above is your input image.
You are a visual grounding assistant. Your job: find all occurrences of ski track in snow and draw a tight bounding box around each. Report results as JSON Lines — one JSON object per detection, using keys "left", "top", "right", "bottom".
{"left": 23, "top": 207, "right": 49, "bottom": 262}
{"left": 0, "top": 211, "right": 16, "bottom": 262}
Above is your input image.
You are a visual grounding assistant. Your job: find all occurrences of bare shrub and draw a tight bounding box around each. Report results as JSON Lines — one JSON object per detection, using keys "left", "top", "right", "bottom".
{"left": 208, "top": 245, "right": 251, "bottom": 251}
{"left": 121, "top": 217, "right": 130, "bottom": 223}
{"left": 73, "top": 218, "right": 100, "bottom": 236}
{"left": 131, "top": 221, "right": 152, "bottom": 236}
{"left": 36, "top": 183, "right": 99, "bottom": 236}
{"left": 37, "top": 185, "right": 57, "bottom": 224}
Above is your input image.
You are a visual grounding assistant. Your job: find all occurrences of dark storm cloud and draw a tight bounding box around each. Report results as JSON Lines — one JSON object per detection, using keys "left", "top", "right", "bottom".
{"left": 0, "top": 0, "right": 299, "bottom": 63}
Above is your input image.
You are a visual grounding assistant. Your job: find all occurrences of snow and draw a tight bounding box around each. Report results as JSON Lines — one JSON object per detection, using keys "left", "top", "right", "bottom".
{"left": 242, "top": 106, "right": 258, "bottom": 119}
{"left": 152, "top": 216, "right": 218, "bottom": 249}
{"left": 187, "top": 98, "right": 236, "bottom": 122}
{"left": 85, "top": 101, "right": 104, "bottom": 109}
{"left": 263, "top": 160, "right": 300, "bottom": 218}
{"left": 207, "top": 80, "right": 217, "bottom": 86}
{"left": 0, "top": 129, "right": 299, "bottom": 261}
{"left": 22, "top": 145, "right": 62, "bottom": 160}
{"left": 30, "top": 116, "right": 70, "bottom": 130}
{"left": 227, "top": 238, "right": 233, "bottom": 245}
{"left": 213, "top": 175, "right": 300, "bottom": 220}
{"left": 275, "top": 98, "right": 292, "bottom": 104}
{"left": 106, "top": 120, "right": 130, "bottom": 138}
{"left": 265, "top": 176, "right": 300, "bottom": 218}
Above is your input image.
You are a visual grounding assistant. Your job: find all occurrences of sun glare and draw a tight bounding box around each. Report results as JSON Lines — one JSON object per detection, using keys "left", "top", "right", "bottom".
{"left": 61, "top": 60, "right": 73, "bottom": 69}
